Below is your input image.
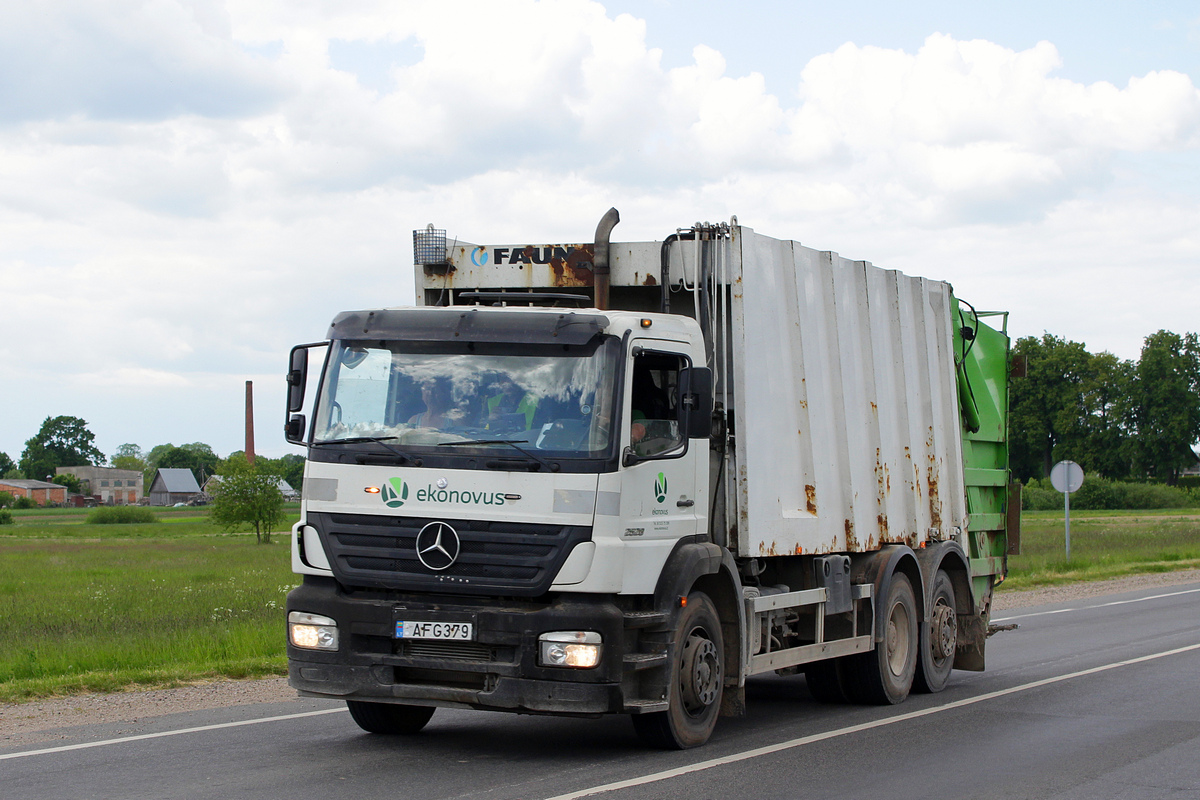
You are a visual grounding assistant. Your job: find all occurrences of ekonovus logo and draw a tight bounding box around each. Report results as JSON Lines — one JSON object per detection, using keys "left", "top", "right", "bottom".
{"left": 471, "top": 246, "right": 489, "bottom": 266}
{"left": 382, "top": 477, "right": 409, "bottom": 508}
{"left": 654, "top": 472, "right": 667, "bottom": 504}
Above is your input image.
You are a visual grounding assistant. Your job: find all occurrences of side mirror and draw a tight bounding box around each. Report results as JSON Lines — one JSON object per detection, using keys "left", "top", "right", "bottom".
{"left": 679, "top": 367, "right": 713, "bottom": 439}
{"left": 622, "top": 446, "right": 640, "bottom": 468}
{"left": 287, "top": 345, "right": 310, "bottom": 413}
{"left": 286, "top": 414, "right": 307, "bottom": 445}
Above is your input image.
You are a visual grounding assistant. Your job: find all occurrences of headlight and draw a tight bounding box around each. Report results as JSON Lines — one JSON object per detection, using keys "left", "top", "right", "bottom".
{"left": 289, "top": 611, "right": 339, "bottom": 651}
{"left": 538, "top": 631, "right": 602, "bottom": 668}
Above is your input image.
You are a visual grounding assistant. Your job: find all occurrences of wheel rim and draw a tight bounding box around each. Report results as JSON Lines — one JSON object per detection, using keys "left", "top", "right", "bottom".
{"left": 679, "top": 627, "right": 721, "bottom": 716}
{"left": 886, "top": 601, "right": 911, "bottom": 677}
{"left": 932, "top": 600, "right": 956, "bottom": 660}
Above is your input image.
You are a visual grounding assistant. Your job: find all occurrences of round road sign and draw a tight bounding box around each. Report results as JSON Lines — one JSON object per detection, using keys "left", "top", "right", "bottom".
{"left": 1050, "top": 460, "right": 1085, "bottom": 494}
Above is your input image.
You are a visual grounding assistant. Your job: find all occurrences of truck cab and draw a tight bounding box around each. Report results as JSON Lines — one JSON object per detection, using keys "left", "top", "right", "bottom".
{"left": 286, "top": 303, "right": 727, "bottom": 741}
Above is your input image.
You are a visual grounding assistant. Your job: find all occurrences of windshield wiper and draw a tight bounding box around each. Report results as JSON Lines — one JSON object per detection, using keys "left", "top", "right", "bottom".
{"left": 311, "top": 436, "right": 417, "bottom": 465}
{"left": 438, "top": 439, "right": 559, "bottom": 472}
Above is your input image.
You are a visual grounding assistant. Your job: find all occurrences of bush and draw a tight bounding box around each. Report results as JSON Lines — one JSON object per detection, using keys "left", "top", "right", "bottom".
{"left": 0, "top": 509, "right": 12, "bottom": 525}
{"left": 1022, "top": 477, "right": 1200, "bottom": 511}
{"left": 1021, "top": 483, "right": 1061, "bottom": 511}
{"left": 86, "top": 506, "right": 158, "bottom": 524}
{"left": 0, "top": 491, "right": 13, "bottom": 509}
{"left": 13, "top": 496, "right": 37, "bottom": 509}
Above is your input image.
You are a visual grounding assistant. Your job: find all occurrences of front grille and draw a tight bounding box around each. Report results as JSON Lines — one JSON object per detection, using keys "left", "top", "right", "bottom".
{"left": 399, "top": 640, "right": 498, "bottom": 661}
{"left": 308, "top": 512, "right": 591, "bottom": 597}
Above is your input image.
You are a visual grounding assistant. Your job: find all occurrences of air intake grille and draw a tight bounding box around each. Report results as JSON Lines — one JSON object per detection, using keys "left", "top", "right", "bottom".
{"left": 307, "top": 512, "right": 591, "bottom": 597}
{"left": 399, "top": 640, "right": 498, "bottom": 662}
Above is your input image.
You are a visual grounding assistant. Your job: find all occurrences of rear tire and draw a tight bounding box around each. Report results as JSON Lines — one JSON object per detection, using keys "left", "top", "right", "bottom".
{"left": 843, "top": 572, "right": 918, "bottom": 705}
{"left": 346, "top": 701, "right": 435, "bottom": 734}
{"left": 914, "top": 570, "right": 957, "bottom": 693}
{"left": 632, "top": 592, "right": 724, "bottom": 749}
{"left": 804, "top": 658, "right": 850, "bottom": 704}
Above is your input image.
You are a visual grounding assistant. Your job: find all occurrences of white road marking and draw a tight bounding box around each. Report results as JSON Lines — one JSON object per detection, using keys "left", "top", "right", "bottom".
{"left": 993, "top": 586, "right": 1200, "bottom": 623}
{"left": 0, "top": 707, "right": 347, "bottom": 761}
{"left": 543, "top": 642, "right": 1200, "bottom": 800}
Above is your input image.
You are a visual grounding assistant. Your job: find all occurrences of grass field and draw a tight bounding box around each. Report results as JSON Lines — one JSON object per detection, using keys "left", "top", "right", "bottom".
{"left": 0, "top": 505, "right": 1197, "bottom": 701}
{"left": 0, "top": 505, "right": 300, "bottom": 702}
{"left": 1004, "top": 509, "right": 1200, "bottom": 590}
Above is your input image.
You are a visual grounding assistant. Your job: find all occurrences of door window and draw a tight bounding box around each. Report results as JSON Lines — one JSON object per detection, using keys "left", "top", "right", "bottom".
{"left": 629, "top": 352, "right": 685, "bottom": 457}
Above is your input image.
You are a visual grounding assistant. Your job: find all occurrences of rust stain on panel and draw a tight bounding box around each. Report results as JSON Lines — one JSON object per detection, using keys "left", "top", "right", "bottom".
{"left": 844, "top": 519, "right": 859, "bottom": 551}
{"left": 928, "top": 462, "right": 941, "bottom": 530}
{"left": 642, "top": 273, "right": 658, "bottom": 286}
{"left": 548, "top": 244, "right": 596, "bottom": 287}
{"left": 805, "top": 484, "right": 817, "bottom": 515}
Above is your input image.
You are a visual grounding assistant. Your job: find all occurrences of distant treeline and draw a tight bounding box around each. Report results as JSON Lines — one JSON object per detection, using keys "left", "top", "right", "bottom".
{"left": 1022, "top": 477, "right": 1200, "bottom": 510}
{"left": 1010, "top": 330, "right": 1200, "bottom": 486}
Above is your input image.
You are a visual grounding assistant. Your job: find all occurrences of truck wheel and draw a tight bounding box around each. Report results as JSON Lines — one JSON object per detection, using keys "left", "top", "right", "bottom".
{"left": 914, "top": 570, "right": 957, "bottom": 693}
{"left": 346, "top": 701, "right": 435, "bottom": 734}
{"left": 844, "top": 572, "right": 918, "bottom": 705}
{"left": 632, "top": 592, "right": 724, "bottom": 749}
{"left": 804, "top": 658, "right": 850, "bottom": 704}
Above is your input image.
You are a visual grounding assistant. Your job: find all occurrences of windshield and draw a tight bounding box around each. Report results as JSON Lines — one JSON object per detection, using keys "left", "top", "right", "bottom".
{"left": 313, "top": 337, "right": 620, "bottom": 458}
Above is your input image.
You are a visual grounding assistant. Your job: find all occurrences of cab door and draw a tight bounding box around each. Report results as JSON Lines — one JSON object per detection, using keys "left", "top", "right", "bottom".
{"left": 618, "top": 344, "right": 701, "bottom": 551}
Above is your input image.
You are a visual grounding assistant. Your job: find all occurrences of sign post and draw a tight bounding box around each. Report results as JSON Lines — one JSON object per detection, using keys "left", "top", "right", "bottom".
{"left": 1049, "top": 460, "right": 1085, "bottom": 562}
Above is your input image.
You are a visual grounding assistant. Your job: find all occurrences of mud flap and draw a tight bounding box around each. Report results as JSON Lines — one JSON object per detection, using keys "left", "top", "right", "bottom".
{"left": 954, "top": 610, "right": 988, "bottom": 671}
{"left": 720, "top": 684, "right": 746, "bottom": 717}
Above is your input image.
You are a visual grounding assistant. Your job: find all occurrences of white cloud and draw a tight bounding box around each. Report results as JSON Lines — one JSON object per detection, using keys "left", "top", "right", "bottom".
{"left": 0, "top": 1, "right": 283, "bottom": 123}
{"left": 2, "top": 2, "right": 1200, "bottom": 458}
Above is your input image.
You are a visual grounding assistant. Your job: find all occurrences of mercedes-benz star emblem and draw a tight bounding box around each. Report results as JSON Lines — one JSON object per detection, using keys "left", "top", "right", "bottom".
{"left": 415, "top": 521, "right": 461, "bottom": 571}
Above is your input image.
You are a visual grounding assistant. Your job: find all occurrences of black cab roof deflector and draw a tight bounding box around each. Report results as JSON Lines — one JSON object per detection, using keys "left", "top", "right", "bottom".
{"left": 327, "top": 308, "right": 608, "bottom": 346}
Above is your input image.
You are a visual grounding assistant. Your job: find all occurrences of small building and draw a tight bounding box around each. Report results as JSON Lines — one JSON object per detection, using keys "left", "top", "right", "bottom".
{"left": 56, "top": 466, "right": 144, "bottom": 505}
{"left": 0, "top": 479, "right": 68, "bottom": 506}
{"left": 148, "top": 468, "right": 202, "bottom": 506}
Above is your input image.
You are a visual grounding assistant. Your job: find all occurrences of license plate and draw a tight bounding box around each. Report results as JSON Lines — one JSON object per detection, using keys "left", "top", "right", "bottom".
{"left": 395, "top": 621, "right": 474, "bottom": 640}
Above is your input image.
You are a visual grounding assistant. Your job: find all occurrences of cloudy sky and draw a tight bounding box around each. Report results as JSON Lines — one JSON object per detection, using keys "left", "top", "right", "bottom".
{"left": 3, "top": 0, "right": 1199, "bottom": 464}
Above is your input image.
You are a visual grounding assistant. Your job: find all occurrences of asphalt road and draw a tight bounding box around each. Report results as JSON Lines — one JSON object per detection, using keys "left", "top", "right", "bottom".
{"left": 4, "top": 582, "right": 1199, "bottom": 800}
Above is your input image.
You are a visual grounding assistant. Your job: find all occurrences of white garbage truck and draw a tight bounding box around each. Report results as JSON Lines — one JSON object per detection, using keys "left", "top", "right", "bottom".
{"left": 284, "top": 209, "right": 1017, "bottom": 748}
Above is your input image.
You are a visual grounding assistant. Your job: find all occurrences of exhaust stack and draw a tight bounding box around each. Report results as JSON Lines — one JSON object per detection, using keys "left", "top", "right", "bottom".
{"left": 592, "top": 207, "right": 620, "bottom": 310}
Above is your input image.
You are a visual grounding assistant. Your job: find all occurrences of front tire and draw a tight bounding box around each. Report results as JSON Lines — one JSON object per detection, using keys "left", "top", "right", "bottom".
{"left": 632, "top": 592, "right": 724, "bottom": 749}
{"left": 346, "top": 701, "right": 435, "bottom": 734}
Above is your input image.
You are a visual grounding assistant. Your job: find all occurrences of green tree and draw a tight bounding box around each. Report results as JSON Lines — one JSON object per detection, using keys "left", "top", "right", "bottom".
{"left": 1009, "top": 335, "right": 1136, "bottom": 482}
{"left": 19, "top": 416, "right": 106, "bottom": 482}
{"left": 52, "top": 473, "right": 83, "bottom": 494}
{"left": 1009, "top": 335, "right": 1093, "bottom": 481}
{"left": 258, "top": 454, "right": 305, "bottom": 494}
{"left": 1130, "top": 330, "right": 1200, "bottom": 484}
{"left": 209, "top": 455, "right": 284, "bottom": 544}
{"left": 0, "top": 451, "right": 14, "bottom": 476}
{"left": 111, "top": 443, "right": 147, "bottom": 473}
{"left": 144, "top": 443, "right": 175, "bottom": 488}
{"left": 0, "top": 492, "right": 14, "bottom": 509}
{"left": 1074, "top": 350, "right": 1136, "bottom": 479}
{"left": 155, "top": 443, "right": 221, "bottom": 486}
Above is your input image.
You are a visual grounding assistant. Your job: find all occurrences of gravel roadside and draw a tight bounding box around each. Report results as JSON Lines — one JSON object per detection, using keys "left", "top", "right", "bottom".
{"left": 3, "top": 568, "right": 1198, "bottom": 745}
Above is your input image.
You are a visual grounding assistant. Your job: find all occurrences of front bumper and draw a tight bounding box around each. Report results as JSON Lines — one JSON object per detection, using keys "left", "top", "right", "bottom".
{"left": 287, "top": 578, "right": 659, "bottom": 716}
